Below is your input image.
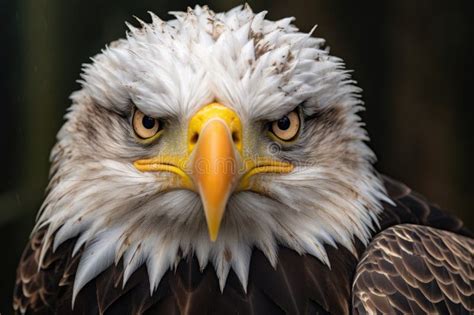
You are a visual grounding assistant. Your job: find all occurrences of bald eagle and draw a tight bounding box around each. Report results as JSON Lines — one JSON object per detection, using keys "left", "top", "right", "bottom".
{"left": 14, "top": 5, "right": 473, "bottom": 315}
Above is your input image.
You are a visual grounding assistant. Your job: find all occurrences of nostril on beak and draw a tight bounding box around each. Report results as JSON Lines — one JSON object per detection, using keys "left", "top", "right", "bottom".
{"left": 191, "top": 127, "right": 239, "bottom": 146}
{"left": 190, "top": 132, "right": 199, "bottom": 145}
{"left": 231, "top": 131, "right": 240, "bottom": 144}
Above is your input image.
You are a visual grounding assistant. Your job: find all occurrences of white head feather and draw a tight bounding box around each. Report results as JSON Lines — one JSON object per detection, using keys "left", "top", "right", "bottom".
{"left": 34, "top": 5, "right": 390, "bottom": 304}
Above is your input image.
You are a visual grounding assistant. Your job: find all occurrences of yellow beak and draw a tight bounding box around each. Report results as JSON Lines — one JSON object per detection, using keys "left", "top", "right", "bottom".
{"left": 189, "top": 103, "right": 242, "bottom": 241}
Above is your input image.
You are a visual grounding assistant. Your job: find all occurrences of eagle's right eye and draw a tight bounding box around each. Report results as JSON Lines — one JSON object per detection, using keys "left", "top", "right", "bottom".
{"left": 133, "top": 109, "right": 160, "bottom": 139}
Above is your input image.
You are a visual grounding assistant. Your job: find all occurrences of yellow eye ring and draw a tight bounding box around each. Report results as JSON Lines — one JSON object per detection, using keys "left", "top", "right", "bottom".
{"left": 132, "top": 109, "right": 160, "bottom": 139}
{"left": 270, "top": 110, "right": 300, "bottom": 141}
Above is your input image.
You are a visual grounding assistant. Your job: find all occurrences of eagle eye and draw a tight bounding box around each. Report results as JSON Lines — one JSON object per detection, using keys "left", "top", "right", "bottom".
{"left": 133, "top": 109, "right": 160, "bottom": 139}
{"left": 270, "top": 110, "right": 300, "bottom": 141}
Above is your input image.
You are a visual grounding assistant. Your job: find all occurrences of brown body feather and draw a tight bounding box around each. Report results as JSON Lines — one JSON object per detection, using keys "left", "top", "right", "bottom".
{"left": 352, "top": 224, "right": 473, "bottom": 314}
{"left": 13, "top": 176, "right": 473, "bottom": 314}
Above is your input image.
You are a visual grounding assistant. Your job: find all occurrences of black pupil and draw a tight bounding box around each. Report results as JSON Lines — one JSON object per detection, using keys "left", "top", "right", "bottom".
{"left": 277, "top": 116, "right": 291, "bottom": 130}
{"left": 142, "top": 116, "right": 156, "bottom": 129}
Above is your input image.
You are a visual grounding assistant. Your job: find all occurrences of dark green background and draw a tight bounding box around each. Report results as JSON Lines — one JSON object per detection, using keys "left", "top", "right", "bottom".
{"left": 1, "top": 0, "right": 473, "bottom": 311}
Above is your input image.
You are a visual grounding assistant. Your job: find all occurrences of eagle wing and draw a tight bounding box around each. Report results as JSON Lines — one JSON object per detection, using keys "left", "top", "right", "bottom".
{"left": 352, "top": 224, "right": 474, "bottom": 314}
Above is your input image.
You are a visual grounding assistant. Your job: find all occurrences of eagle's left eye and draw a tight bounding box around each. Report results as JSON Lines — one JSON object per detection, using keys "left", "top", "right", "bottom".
{"left": 133, "top": 109, "right": 160, "bottom": 139}
{"left": 270, "top": 110, "right": 300, "bottom": 141}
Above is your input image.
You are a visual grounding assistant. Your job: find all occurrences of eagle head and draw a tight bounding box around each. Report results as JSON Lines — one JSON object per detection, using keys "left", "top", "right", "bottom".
{"left": 36, "top": 5, "right": 389, "bottom": 301}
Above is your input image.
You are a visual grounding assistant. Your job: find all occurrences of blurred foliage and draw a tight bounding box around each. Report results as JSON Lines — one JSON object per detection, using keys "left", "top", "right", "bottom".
{"left": 1, "top": 0, "right": 473, "bottom": 311}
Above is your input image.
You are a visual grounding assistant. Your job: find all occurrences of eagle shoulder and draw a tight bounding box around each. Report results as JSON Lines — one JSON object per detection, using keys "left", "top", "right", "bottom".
{"left": 352, "top": 176, "right": 473, "bottom": 315}
{"left": 13, "top": 229, "right": 80, "bottom": 314}
{"left": 352, "top": 224, "right": 474, "bottom": 314}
